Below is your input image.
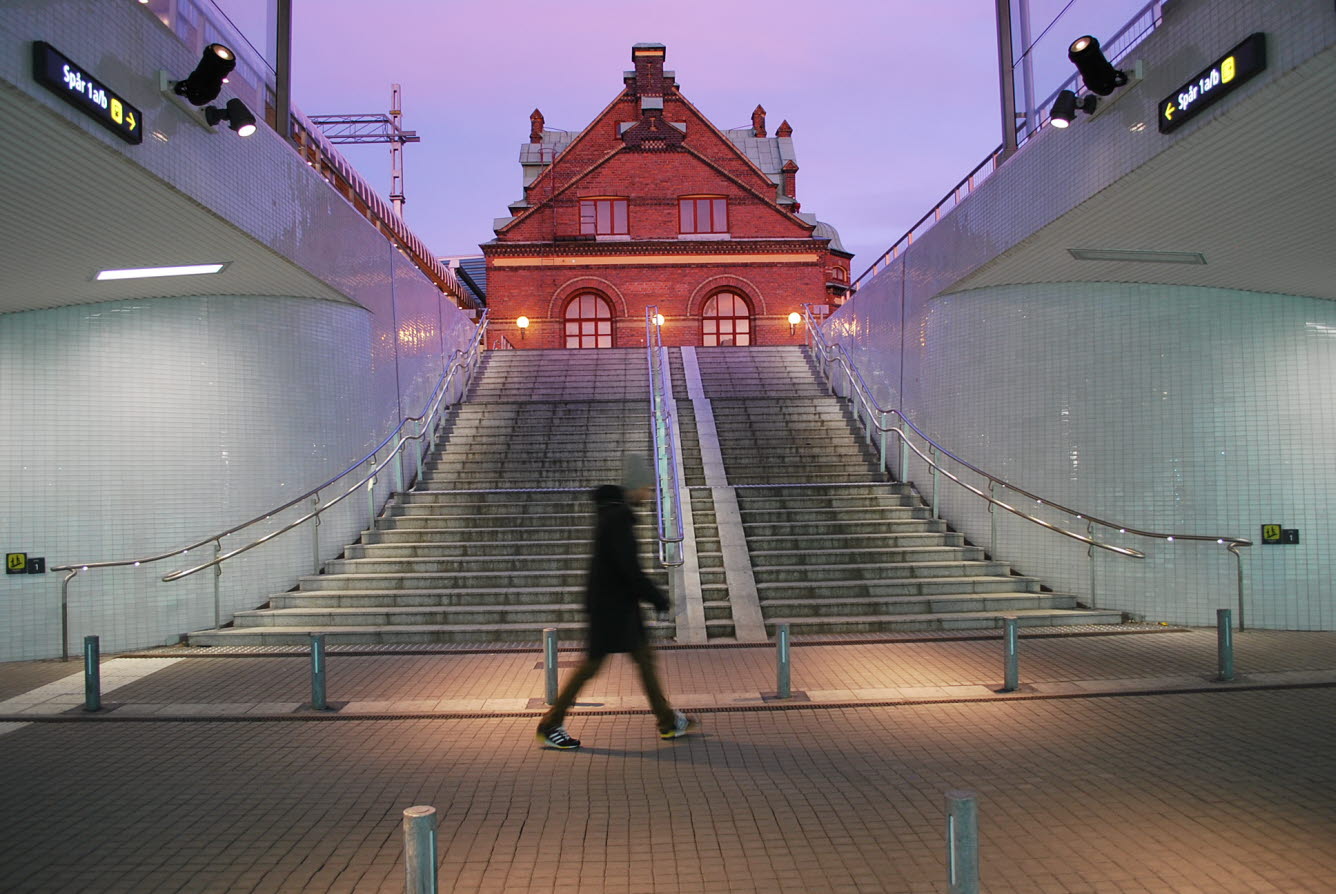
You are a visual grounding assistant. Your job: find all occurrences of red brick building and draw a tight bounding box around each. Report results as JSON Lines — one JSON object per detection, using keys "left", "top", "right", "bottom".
{"left": 482, "top": 43, "right": 853, "bottom": 349}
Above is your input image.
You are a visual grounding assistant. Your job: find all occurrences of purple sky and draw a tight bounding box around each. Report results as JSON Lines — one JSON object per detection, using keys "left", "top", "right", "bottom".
{"left": 248, "top": 0, "right": 1139, "bottom": 276}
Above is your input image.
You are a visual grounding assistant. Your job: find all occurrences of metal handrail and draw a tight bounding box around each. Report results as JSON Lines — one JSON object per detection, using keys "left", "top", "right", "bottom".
{"left": 51, "top": 312, "right": 489, "bottom": 659}
{"left": 803, "top": 305, "right": 1252, "bottom": 569}
{"left": 851, "top": 0, "right": 1164, "bottom": 290}
{"left": 645, "top": 307, "right": 685, "bottom": 567}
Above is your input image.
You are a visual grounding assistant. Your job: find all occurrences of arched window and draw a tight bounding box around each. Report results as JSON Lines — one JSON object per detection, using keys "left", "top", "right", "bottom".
{"left": 702, "top": 291, "right": 752, "bottom": 347}
{"left": 564, "top": 292, "right": 614, "bottom": 349}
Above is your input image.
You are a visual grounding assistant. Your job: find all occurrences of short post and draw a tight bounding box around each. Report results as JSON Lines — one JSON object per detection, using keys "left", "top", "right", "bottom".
{"left": 543, "top": 627, "right": 558, "bottom": 705}
{"left": 310, "top": 495, "right": 322, "bottom": 575}
{"left": 413, "top": 419, "right": 425, "bottom": 490}
{"left": 402, "top": 805, "right": 438, "bottom": 894}
{"left": 1216, "top": 608, "right": 1235, "bottom": 682}
{"left": 393, "top": 434, "right": 405, "bottom": 493}
{"left": 367, "top": 465, "right": 378, "bottom": 531}
{"left": 930, "top": 446, "right": 941, "bottom": 519}
{"left": 310, "top": 634, "right": 328, "bottom": 710}
{"left": 1002, "top": 617, "right": 1019, "bottom": 692}
{"left": 83, "top": 635, "right": 101, "bottom": 712}
{"left": 776, "top": 622, "right": 791, "bottom": 699}
{"left": 878, "top": 412, "right": 888, "bottom": 475}
{"left": 945, "top": 790, "right": 980, "bottom": 894}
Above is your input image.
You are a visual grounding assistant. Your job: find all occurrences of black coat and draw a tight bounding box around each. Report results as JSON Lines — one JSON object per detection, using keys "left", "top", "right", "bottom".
{"left": 584, "top": 485, "right": 668, "bottom": 657}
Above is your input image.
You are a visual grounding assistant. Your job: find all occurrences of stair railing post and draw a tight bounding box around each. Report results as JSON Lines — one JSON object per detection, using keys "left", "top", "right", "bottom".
{"left": 1087, "top": 521, "right": 1098, "bottom": 609}
{"left": 899, "top": 421, "right": 910, "bottom": 490}
{"left": 930, "top": 446, "right": 941, "bottom": 519}
{"left": 212, "top": 539, "right": 223, "bottom": 630}
{"left": 367, "top": 458, "right": 378, "bottom": 532}
{"left": 310, "top": 495, "right": 322, "bottom": 575}
{"left": 402, "top": 805, "right": 438, "bottom": 894}
{"left": 988, "top": 481, "right": 998, "bottom": 559}
{"left": 392, "top": 433, "right": 405, "bottom": 494}
{"left": 413, "top": 418, "right": 425, "bottom": 491}
{"left": 878, "top": 412, "right": 889, "bottom": 475}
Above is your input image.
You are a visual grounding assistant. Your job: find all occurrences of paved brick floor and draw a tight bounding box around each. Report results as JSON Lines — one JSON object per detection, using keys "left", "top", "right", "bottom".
{"left": 0, "top": 631, "right": 1333, "bottom": 893}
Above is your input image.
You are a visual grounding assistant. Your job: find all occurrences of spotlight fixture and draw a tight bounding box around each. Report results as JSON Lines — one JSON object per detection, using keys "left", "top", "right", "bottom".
{"left": 204, "top": 98, "right": 257, "bottom": 136}
{"left": 516, "top": 316, "right": 529, "bottom": 339}
{"left": 1049, "top": 89, "right": 1097, "bottom": 128}
{"left": 1067, "top": 35, "right": 1127, "bottom": 97}
{"left": 173, "top": 43, "right": 236, "bottom": 106}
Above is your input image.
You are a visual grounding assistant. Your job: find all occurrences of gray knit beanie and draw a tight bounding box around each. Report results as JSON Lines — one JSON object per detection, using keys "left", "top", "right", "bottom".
{"left": 621, "top": 453, "right": 654, "bottom": 490}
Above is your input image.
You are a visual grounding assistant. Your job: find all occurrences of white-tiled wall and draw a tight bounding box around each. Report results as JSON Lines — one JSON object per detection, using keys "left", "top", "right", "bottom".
{"left": 0, "top": 270, "right": 476, "bottom": 661}
{"left": 0, "top": 3, "right": 479, "bottom": 661}
{"left": 826, "top": 0, "right": 1336, "bottom": 629}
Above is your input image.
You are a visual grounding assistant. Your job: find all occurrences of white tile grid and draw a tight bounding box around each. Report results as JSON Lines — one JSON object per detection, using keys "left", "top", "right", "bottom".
{"left": 825, "top": 2, "right": 1336, "bottom": 630}
{"left": 829, "top": 279, "right": 1336, "bottom": 630}
{"left": 0, "top": 250, "right": 477, "bottom": 660}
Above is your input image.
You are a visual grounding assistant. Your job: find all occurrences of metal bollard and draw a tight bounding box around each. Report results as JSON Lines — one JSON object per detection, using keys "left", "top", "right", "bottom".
{"left": 543, "top": 627, "right": 558, "bottom": 705}
{"left": 1002, "top": 617, "right": 1019, "bottom": 692}
{"left": 945, "top": 790, "right": 980, "bottom": 894}
{"left": 402, "top": 805, "right": 438, "bottom": 894}
{"left": 83, "top": 635, "right": 101, "bottom": 712}
{"left": 1217, "top": 608, "right": 1235, "bottom": 682}
{"left": 776, "top": 623, "right": 791, "bottom": 699}
{"left": 310, "top": 634, "right": 327, "bottom": 710}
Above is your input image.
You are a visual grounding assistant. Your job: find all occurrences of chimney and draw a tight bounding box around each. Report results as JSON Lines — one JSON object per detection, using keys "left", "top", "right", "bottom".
{"left": 751, "top": 104, "right": 767, "bottom": 138}
{"left": 631, "top": 43, "right": 667, "bottom": 99}
{"left": 782, "top": 159, "right": 799, "bottom": 209}
{"left": 529, "top": 109, "right": 544, "bottom": 144}
{"left": 776, "top": 119, "right": 792, "bottom": 138}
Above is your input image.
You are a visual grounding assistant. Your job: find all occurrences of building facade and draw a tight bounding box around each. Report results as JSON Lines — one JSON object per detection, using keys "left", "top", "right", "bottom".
{"left": 482, "top": 43, "right": 852, "bottom": 349}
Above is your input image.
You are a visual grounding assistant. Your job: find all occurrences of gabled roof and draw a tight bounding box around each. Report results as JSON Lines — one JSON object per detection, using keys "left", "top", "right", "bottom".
{"left": 723, "top": 129, "right": 798, "bottom": 178}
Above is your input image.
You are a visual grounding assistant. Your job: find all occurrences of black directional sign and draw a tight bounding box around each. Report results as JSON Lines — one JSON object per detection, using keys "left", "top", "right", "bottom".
{"left": 32, "top": 41, "right": 143, "bottom": 144}
{"left": 1159, "top": 33, "right": 1266, "bottom": 134}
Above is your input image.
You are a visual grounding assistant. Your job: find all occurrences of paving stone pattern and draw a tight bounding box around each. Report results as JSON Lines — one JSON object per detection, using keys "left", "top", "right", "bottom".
{"left": 0, "top": 690, "right": 1333, "bottom": 893}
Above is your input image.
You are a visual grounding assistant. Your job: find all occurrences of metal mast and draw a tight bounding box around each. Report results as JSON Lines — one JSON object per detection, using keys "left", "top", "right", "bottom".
{"left": 309, "top": 84, "right": 420, "bottom": 216}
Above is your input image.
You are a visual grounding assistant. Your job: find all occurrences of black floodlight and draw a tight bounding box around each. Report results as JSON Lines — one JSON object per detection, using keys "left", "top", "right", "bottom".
{"left": 205, "top": 98, "right": 257, "bottom": 137}
{"left": 1068, "top": 35, "right": 1128, "bottom": 96}
{"left": 174, "top": 43, "right": 236, "bottom": 106}
{"left": 1049, "top": 89, "right": 1098, "bottom": 128}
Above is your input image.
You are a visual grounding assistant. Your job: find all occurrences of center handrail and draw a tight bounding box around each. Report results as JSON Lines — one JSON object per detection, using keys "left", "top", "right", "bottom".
{"left": 50, "top": 312, "right": 489, "bottom": 658}
{"left": 803, "top": 306, "right": 1253, "bottom": 565}
{"left": 645, "top": 307, "right": 685, "bottom": 567}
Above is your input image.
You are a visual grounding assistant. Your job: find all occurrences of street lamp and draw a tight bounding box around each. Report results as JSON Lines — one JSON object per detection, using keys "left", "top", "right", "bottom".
{"left": 516, "top": 316, "right": 529, "bottom": 340}
{"left": 653, "top": 313, "right": 664, "bottom": 327}
{"left": 788, "top": 311, "right": 801, "bottom": 335}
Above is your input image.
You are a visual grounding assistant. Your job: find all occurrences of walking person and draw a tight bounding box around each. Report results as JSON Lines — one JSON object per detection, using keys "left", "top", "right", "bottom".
{"left": 536, "top": 454, "right": 695, "bottom": 749}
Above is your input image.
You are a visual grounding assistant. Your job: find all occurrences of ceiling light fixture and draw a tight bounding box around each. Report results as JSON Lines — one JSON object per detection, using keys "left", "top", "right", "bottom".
{"left": 1067, "top": 248, "right": 1206, "bottom": 264}
{"left": 95, "top": 263, "right": 228, "bottom": 281}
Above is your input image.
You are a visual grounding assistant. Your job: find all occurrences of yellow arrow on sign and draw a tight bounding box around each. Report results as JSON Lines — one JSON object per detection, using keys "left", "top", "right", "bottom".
{"left": 1163, "top": 101, "right": 1175, "bottom": 121}
{"left": 126, "top": 110, "right": 136, "bottom": 131}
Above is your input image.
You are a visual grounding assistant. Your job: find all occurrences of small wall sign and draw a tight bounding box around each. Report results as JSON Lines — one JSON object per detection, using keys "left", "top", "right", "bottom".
{"left": 6, "top": 553, "right": 27, "bottom": 574}
{"left": 1261, "top": 525, "right": 1300, "bottom": 545}
{"left": 1159, "top": 32, "right": 1266, "bottom": 134}
{"left": 31, "top": 41, "right": 143, "bottom": 145}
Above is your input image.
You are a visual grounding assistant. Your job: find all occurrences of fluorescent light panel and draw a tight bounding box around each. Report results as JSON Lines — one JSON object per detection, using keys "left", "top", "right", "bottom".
{"left": 96, "top": 263, "right": 227, "bottom": 281}
{"left": 1067, "top": 248, "right": 1206, "bottom": 264}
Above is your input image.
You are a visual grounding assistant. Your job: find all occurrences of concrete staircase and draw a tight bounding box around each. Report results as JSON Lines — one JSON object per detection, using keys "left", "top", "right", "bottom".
{"left": 190, "top": 348, "right": 669, "bottom": 646}
{"left": 694, "top": 346, "right": 1123, "bottom": 635}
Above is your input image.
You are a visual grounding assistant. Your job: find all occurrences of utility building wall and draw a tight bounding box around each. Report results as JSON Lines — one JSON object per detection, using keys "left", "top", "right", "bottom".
{"left": 0, "top": 3, "right": 477, "bottom": 659}
{"left": 825, "top": 0, "right": 1336, "bottom": 629}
